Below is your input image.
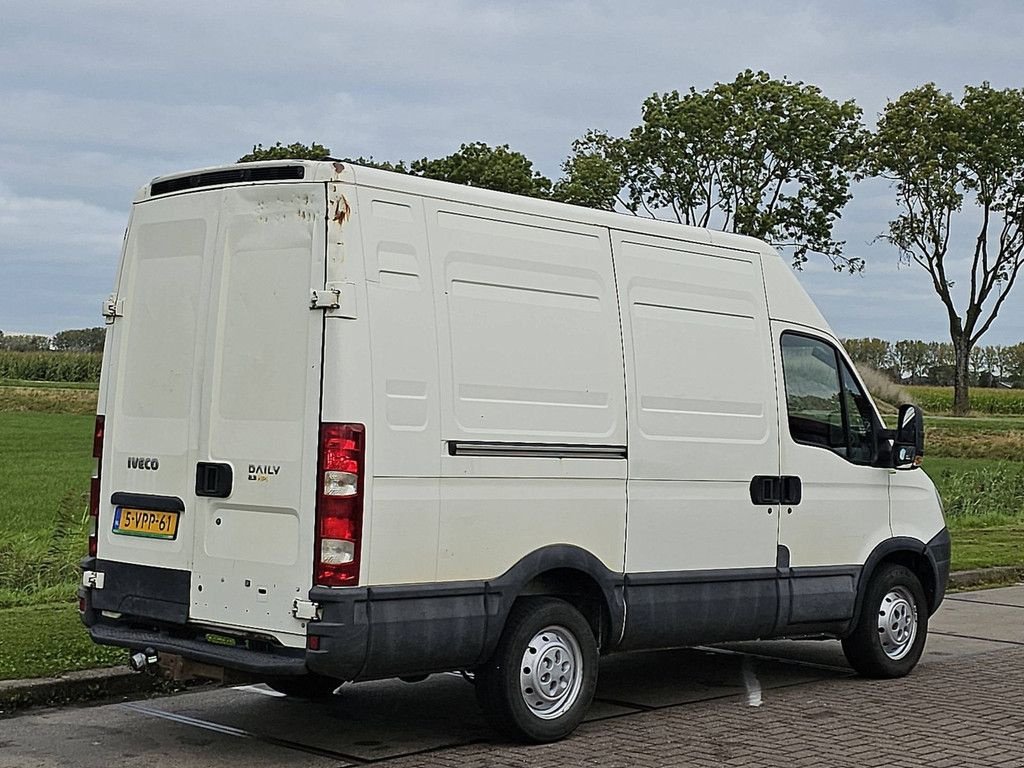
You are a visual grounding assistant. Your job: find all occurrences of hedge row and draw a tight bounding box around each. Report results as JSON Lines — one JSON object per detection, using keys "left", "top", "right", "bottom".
{"left": 0, "top": 352, "right": 102, "bottom": 383}
{"left": 908, "top": 386, "right": 1024, "bottom": 415}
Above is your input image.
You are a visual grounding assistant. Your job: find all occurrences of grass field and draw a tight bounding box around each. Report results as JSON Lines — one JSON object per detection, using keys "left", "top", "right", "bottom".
{"left": 0, "top": 604, "right": 122, "bottom": 680}
{"left": 908, "top": 385, "right": 1024, "bottom": 415}
{"left": 0, "top": 383, "right": 1021, "bottom": 680}
{"left": 0, "top": 410, "right": 96, "bottom": 608}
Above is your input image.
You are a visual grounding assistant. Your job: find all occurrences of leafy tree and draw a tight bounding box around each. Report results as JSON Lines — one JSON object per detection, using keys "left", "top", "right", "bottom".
{"left": 345, "top": 156, "right": 409, "bottom": 173}
{"left": 410, "top": 142, "right": 552, "bottom": 198}
{"left": 563, "top": 70, "right": 866, "bottom": 270}
{"left": 550, "top": 148, "right": 622, "bottom": 209}
{"left": 0, "top": 333, "right": 50, "bottom": 351}
{"left": 238, "top": 141, "right": 332, "bottom": 163}
{"left": 893, "top": 339, "right": 930, "bottom": 383}
{"left": 1002, "top": 342, "right": 1024, "bottom": 384}
{"left": 870, "top": 83, "right": 1024, "bottom": 414}
{"left": 842, "top": 338, "right": 893, "bottom": 371}
{"left": 52, "top": 327, "right": 105, "bottom": 353}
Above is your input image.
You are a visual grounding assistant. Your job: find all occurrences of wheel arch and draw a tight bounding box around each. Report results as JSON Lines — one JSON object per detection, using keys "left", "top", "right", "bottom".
{"left": 852, "top": 537, "right": 941, "bottom": 630}
{"left": 483, "top": 545, "right": 625, "bottom": 660}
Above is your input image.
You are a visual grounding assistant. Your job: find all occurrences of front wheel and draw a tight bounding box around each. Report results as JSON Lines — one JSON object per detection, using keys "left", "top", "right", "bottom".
{"left": 475, "top": 597, "right": 598, "bottom": 743}
{"left": 842, "top": 563, "right": 928, "bottom": 678}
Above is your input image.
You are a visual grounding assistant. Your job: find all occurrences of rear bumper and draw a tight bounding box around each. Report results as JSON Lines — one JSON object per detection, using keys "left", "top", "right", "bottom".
{"left": 88, "top": 622, "right": 307, "bottom": 676}
{"left": 79, "top": 557, "right": 307, "bottom": 677}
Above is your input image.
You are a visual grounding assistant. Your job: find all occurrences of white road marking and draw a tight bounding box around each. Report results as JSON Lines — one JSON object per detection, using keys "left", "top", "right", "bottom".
{"left": 741, "top": 656, "right": 763, "bottom": 707}
{"left": 232, "top": 684, "right": 286, "bottom": 697}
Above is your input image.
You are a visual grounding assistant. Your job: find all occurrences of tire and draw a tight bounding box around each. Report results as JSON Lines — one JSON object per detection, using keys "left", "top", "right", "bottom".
{"left": 264, "top": 673, "right": 341, "bottom": 698}
{"left": 842, "top": 563, "right": 928, "bottom": 678}
{"left": 475, "top": 597, "right": 598, "bottom": 743}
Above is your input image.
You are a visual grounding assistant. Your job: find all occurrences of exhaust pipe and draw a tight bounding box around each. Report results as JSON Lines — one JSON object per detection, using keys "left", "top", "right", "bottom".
{"left": 129, "top": 647, "right": 159, "bottom": 674}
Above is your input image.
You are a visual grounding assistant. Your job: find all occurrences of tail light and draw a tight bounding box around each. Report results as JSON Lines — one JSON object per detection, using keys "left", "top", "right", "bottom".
{"left": 88, "top": 415, "right": 104, "bottom": 557}
{"left": 315, "top": 423, "right": 365, "bottom": 586}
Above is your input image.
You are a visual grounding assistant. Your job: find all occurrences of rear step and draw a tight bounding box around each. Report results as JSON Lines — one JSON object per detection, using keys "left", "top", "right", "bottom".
{"left": 90, "top": 623, "right": 307, "bottom": 677}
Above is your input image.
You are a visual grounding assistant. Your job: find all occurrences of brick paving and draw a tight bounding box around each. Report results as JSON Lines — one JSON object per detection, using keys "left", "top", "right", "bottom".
{"left": 386, "top": 647, "right": 1024, "bottom": 768}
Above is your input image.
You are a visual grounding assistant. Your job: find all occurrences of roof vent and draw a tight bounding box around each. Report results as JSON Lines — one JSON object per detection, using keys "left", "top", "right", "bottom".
{"left": 150, "top": 165, "right": 305, "bottom": 197}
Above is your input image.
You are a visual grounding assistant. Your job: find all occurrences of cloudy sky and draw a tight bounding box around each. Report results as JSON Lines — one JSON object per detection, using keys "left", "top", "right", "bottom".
{"left": 3, "top": 0, "right": 1024, "bottom": 344}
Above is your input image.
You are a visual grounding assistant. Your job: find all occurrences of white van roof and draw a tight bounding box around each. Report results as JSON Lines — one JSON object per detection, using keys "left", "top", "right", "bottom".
{"left": 141, "top": 160, "right": 829, "bottom": 334}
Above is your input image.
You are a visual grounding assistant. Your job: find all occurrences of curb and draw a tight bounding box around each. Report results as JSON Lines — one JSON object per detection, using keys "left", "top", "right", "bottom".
{"left": 0, "top": 666, "right": 162, "bottom": 717}
{"left": 2, "top": 570, "right": 1022, "bottom": 716}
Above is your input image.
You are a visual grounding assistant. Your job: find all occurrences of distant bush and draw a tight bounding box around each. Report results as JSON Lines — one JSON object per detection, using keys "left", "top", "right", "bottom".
{"left": 0, "top": 352, "right": 101, "bottom": 383}
{"left": 909, "top": 386, "right": 1024, "bottom": 415}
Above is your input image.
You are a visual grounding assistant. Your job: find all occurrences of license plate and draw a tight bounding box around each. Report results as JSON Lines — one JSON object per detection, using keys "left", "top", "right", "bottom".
{"left": 112, "top": 507, "right": 179, "bottom": 540}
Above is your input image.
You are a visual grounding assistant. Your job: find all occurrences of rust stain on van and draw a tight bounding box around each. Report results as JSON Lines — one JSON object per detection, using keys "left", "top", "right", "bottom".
{"left": 332, "top": 195, "right": 351, "bottom": 225}
{"left": 332, "top": 162, "right": 346, "bottom": 175}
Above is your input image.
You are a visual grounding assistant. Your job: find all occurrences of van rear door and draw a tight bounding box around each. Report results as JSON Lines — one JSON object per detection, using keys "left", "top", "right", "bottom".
{"left": 100, "top": 182, "right": 326, "bottom": 647}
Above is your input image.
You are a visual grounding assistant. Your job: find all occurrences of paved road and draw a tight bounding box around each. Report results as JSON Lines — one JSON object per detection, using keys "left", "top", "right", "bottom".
{"left": 1, "top": 586, "right": 1022, "bottom": 767}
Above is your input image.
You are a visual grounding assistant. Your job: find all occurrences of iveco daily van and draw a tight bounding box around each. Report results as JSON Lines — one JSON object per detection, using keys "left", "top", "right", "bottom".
{"left": 81, "top": 160, "right": 950, "bottom": 742}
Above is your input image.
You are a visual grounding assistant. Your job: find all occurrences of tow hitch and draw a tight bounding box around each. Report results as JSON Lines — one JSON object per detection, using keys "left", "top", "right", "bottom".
{"left": 128, "top": 647, "right": 159, "bottom": 674}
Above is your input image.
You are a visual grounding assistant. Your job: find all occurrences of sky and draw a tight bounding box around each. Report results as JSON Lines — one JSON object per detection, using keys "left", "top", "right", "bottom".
{"left": 2, "top": 0, "right": 1023, "bottom": 344}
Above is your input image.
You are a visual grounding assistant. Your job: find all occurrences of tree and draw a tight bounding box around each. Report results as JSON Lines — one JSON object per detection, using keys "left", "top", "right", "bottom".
{"left": 238, "top": 141, "right": 332, "bottom": 163}
{"left": 0, "top": 333, "right": 50, "bottom": 351}
{"left": 870, "top": 83, "right": 1024, "bottom": 414}
{"left": 893, "top": 339, "right": 930, "bottom": 384}
{"left": 52, "top": 327, "right": 105, "bottom": 353}
{"left": 842, "top": 338, "right": 893, "bottom": 371}
{"left": 410, "top": 142, "right": 552, "bottom": 198}
{"left": 550, "top": 149, "right": 622, "bottom": 209}
{"left": 1002, "top": 342, "right": 1024, "bottom": 385}
{"left": 562, "top": 70, "right": 866, "bottom": 270}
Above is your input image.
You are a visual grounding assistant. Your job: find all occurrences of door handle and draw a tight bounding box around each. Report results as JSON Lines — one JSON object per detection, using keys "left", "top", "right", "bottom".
{"left": 749, "top": 475, "right": 780, "bottom": 505}
{"left": 195, "top": 462, "right": 233, "bottom": 498}
{"left": 782, "top": 476, "right": 802, "bottom": 505}
{"left": 750, "top": 475, "right": 801, "bottom": 506}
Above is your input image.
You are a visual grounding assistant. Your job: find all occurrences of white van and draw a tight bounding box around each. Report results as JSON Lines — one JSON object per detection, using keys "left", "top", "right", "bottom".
{"left": 81, "top": 160, "right": 950, "bottom": 742}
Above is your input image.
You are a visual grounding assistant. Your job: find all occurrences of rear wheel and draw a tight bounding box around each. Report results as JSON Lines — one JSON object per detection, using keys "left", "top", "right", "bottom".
{"left": 264, "top": 673, "right": 341, "bottom": 698}
{"left": 842, "top": 563, "right": 928, "bottom": 678}
{"left": 475, "top": 597, "right": 597, "bottom": 743}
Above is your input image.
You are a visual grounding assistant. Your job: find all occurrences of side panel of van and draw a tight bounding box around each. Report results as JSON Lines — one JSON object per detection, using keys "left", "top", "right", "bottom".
{"left": 355, "top": 185, "right": 442, "bottom": 586}
{"left": 612, "top": 231, "right": 781, "bottom": 647}
{"left": 424, "top": 201, "right": 628, "bottom": 582}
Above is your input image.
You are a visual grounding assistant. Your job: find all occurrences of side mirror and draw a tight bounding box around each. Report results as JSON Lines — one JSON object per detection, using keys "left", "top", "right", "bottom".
{"left": 893, "top": 403, "right": 924, "bottom": 470}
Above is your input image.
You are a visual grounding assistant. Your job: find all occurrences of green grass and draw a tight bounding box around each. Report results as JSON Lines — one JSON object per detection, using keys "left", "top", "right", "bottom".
{"left": 945, "top": 527, "right": 1024, "bottom": 571}
{"left": 0, "top": 378, "right": 99, "bottom": 390}
{"left": 0, "top": 385, "right": 97, "bottom": 415}
{"left": 0, "top": 411, "right": 95, "bottom": 608}
{"left": 0, "top": 603, "right": 123, "bottom": 680}
{"left": 925, "top": 458, "right": 1024, "bottom": 527}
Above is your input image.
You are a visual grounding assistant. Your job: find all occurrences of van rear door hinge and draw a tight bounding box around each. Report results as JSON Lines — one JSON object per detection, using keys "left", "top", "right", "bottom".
{"left": 82, "top": 570, "right": 105, "bottom": 589}
{"left": 310, "top": 282, "right": 357, "bottom": 318}
{"left": 102, "top": 296, "right": 124, "bottom": 324}
{"left": 310, "top": 287, "right": 340, "bottom": 310}
{"left": 292, "top": 598, "right": 320, "bottom": 621}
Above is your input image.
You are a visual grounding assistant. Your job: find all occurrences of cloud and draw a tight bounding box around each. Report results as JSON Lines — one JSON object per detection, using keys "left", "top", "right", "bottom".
{"left": 0, "top": 181, "right": 124, "bottom": 264}
{"left": 4, "top": 0, "right": 1024, "bottom": 339}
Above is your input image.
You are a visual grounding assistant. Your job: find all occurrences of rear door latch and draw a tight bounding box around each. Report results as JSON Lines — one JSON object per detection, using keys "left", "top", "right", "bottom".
{"left": 82, "top": 570, "right": 105, "bottom": 589}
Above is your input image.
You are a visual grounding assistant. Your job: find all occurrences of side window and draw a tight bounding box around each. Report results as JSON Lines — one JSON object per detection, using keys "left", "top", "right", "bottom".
{"left": 781, "top": 333, "right": 877, "bottom": 464}
{"left": 840, "top": 363, "right": 877, "bottom": 463}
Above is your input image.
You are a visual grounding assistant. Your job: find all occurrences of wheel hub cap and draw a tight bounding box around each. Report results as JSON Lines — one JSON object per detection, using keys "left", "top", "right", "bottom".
{"left": 877, "top": 586, "right": 918, "bottom": 660}
{"left": 519, "top": 625, "right": 583, "bottom": 720}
